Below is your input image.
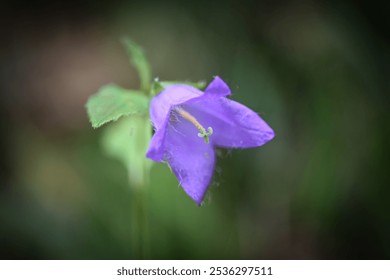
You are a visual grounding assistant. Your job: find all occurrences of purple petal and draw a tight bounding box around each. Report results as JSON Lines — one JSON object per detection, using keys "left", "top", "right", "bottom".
{"left": 204, "top": 76, "right": 231, "bottom": 96}
{"left": 183, "top": 96, "right": 274, "bottom": 148}
{"left": 150, "top": 85, "right": 203, "bottom": 130}
{"left": 146, "top": 120, "right": 167, "bottom": 162}
{"left": 164, "top": 116, "right": 215, "bottom": 205}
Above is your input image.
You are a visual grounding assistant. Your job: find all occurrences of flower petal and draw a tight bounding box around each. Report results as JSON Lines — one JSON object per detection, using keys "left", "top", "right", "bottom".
{"left": 150, "top": 85, "right": 203, "bottom": 130}
{"left": 164, "top": 116, "right": 215, "bottom": 205}
{"left": 204, "top": 76, "right": 231, "bottom": 96}
{"left": 146, "top": 120, "right": 167, "bottom": 162}
{"left": 183, "top": 96, "right": 275, "bottom": 148}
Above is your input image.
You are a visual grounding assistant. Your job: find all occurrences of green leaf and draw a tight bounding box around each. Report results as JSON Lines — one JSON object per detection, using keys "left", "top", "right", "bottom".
{"left": 151, "top": 79, "right": 207, "bottom": 96}
{"left": 121, "top": 38, "right": 152, "bottom": 92}
{"left": 101, "top": 115, "right": 152, "bottom": 188}
{"left": 86, "top": 84, "right": 149, "bottom": 128}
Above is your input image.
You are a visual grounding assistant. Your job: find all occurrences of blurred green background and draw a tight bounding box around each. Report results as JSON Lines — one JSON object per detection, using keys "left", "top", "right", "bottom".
{"left": 0, "top": 0, "right": 388, "bottom": 259}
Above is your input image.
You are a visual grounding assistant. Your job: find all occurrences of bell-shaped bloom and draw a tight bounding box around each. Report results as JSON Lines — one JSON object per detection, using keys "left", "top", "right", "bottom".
{"left": 146, "top": 76, "right": 274, "bottom": 205}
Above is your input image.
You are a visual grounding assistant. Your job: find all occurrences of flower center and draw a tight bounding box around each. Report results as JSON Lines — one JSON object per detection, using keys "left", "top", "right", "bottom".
{"left": 175, "top": 108, "right": 213, "bottom": 144}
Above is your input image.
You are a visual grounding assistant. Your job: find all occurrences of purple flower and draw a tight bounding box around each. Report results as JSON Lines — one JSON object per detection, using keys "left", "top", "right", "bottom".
{"left": 146, "top": 76, "right": 274, "bottom": 205}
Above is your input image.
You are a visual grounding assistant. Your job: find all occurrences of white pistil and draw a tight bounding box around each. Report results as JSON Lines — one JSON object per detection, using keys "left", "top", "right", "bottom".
{"left": 175, "top": 108, "right": 213, "bottom": 143}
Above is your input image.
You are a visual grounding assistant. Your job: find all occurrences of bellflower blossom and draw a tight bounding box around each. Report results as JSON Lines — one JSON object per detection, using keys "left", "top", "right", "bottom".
{"left": 146, "top": 76, "right": 274, "bottom": 205}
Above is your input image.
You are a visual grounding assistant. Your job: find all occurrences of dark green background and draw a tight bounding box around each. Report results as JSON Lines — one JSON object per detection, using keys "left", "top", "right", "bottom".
{"left": 0, "top": 0, "right": 388, "bottom": 259}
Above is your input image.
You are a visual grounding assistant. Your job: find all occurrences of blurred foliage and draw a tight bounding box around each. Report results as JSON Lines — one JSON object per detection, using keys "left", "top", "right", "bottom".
{"left": 151, "top": 79, "right": 207, "bottom": 96}
{"left": 0, "top": 0, "right": 388, "bottom": 259}
{"left": 101, "top": 115, "right": 152, "bottom": 188}
{"left": 121, "top": 38, "right": 152, "bottom": 92}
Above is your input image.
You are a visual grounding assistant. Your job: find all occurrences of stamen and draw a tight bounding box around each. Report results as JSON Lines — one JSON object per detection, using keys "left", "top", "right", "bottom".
{"left": 175, "top": 108, "right": 213, "bottom": 143}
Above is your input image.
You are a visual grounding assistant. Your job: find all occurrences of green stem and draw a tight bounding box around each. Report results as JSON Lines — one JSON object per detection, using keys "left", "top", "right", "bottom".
{"left": 131, "top": 187, "right": 149, "bottom": 259}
